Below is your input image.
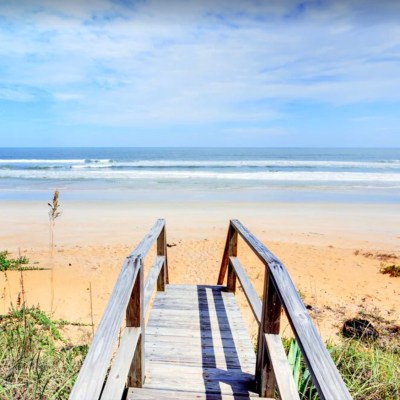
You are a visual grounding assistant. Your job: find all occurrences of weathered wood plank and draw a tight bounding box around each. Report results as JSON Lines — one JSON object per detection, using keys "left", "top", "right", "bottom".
{"left": 146, "top": 361, "right": 255, "bottom": 376}
{"left": 100, "top": 327, "right": 141, "bottom": 400}
{"left": 230, "top": 219, "right": 352, "bottom": 400}
{"left": 145, "top": 327, "right": 251, "bottom": 340}
{"left": 70, "top": 219, "right": 165, "bottom": 400}
{"left": 127, "top": 388, "right": 273, "bottom": 399}
{"left": 69, "top": 257, "right": 141, "bottom": 400}
{"left": 139, "top": 284, "right": 259, "bottom": 398}
{"left": 157, "top": 226, "right": 168, "bottom": 287}
{"left": 143, "top": 256, "right": 164, "bottom": 313}
{"left": 264, "top": 334, "right": 300, "bottom": 400}
{"left": 145, "top": 336, "right": 253, "bottom": 352}
{"left": 218, "top": 223, "right": 238, "bottom": 285}
{"left": 127, "top": 258, "right": 144, "bottom": 388}
{"left": 257, "top": 272, "right": 282, "bottom": 397}
{"left": 229, "top": 256, "right": 262, "bottom": 324}
{"left": 130, "top": 219, "right": 166, "bottom": 259}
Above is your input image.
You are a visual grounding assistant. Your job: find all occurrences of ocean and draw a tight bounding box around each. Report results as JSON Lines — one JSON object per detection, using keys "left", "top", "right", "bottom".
{"left": 0, "top": 147, "right": 399, "bottom": 203}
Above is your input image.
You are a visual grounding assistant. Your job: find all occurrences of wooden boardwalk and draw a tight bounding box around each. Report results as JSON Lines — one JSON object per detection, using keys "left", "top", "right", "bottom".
{"left": 70, "top": 219, "right": 352, "bottom": 400}
{"left": 128, "top": 284, "right": 263, "bottom": 399}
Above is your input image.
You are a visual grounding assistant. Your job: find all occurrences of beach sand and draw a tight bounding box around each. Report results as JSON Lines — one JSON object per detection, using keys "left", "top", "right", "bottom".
{"left": 0, "top": 200, "right": 399, "bottom": 344}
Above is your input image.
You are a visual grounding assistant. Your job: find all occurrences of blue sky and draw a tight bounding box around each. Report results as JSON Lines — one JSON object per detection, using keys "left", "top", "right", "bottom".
{"left": 0, "top": 0, "right": 399, "bottom": 147}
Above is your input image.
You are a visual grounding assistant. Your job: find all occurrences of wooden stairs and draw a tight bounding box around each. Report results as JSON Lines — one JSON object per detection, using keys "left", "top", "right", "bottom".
{"left": 70, "top": 219, "right": 352, "bottom": 400}
{"left": 128, "top": 284, "right": 265, "bottom": 399}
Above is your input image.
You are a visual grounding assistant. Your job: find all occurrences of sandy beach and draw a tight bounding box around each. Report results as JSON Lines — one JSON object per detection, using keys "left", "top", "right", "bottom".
{"left": 0, "top": 200, "right": 399, "bottom": 344}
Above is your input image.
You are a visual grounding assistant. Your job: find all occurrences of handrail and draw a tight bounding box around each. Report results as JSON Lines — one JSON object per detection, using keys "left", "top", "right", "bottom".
{"left": 70, "top": 219, "right": 168, "bottom": 400}
{"left": 218, "top": 219, "right": 352, "bottom": 400}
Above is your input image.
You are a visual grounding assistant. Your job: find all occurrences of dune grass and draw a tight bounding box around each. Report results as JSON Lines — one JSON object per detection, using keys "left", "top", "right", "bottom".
{"left": 0, "top": 251, "right": 47, "bottom": 272}
{"left": 0, "top": 251, "right": 30, "bottom": 272}
{"left": 331, "top": 338, "right": 400, "bottom": 400}
{"left": 285, "top": 335, "right": 400, "bottom": 400}
{"left": 0, "top": 305, "right": 88, "bottom": 400}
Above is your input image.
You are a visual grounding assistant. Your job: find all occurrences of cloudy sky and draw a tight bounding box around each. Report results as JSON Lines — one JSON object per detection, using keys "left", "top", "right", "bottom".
{"left": 0, "top": 0, "right": 399, "bottom": 147}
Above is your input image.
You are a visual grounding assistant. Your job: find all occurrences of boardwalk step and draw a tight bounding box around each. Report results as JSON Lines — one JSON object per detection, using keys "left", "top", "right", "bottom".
{"left": 134, "top": 284, "right": 259, "bottom": 397}
{"left": 127, "top": 387, "right": 275, "bottom": 399}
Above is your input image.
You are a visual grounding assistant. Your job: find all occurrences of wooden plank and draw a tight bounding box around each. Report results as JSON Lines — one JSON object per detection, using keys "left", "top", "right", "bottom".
{"left": 100, "top": 327, "right": 141, "bottom": 400}
{"left": 145, "top": 337, "right": 253, "bottom": 352}
{"left": 145, "top": 352, "right": 253, "bottom": 368}
{"left": 157, "top": 226, "right": 168, "bottom": 287}
{"left": 227, "top": 262, "right": 237, "bottom": 293}
{"left": 145, "top": 363, "right": 255, "bottom": 381}
{"left": 164, "top": 284, "right": 226, "bottom": 291}
{"left": 264, "top": 334, "right": 300, "bottom": 400}
{"left": 146, "top": 361, "right": 255, "bottom": 377}
{"left": 130, "top": 219, "right": 165, "bottom": 259}
{"left": 69, "top": 256, "right": 141, "bottom": 400}
{"left": 127, "top": 387, "right": 273, "bottom": 399}
{"left": 229, "top": 257, "right": 262, "bottom": 324}
{"left": 257, "top": 273, "right": 281, "bottom": 397}
{"left": 145, "top": 327, "right": 251, "bottom": 340}
{"left": 143, "top": 373, "right": 256, "bottom": 396}
{"left": 218, "top": 223, "right": 238, "bottom": 285}
{"left": 230, "top": 219, "right": 352, "bottom": 400}
{"left": 143, "top": 256, "right": 164, "bottom": 313}
{"left": 70, "top": 219, "right": 165, "bottom": 400}
{"left": 127, "top": 258, "right": 144, "bottom": 387}
{"left": 139, "top": 285, "right": 259, "bottom": 399}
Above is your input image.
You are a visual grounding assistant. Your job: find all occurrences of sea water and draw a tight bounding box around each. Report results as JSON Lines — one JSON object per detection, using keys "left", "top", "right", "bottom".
{"left": 0, "top": 147, "right": 399, "bottom": 203}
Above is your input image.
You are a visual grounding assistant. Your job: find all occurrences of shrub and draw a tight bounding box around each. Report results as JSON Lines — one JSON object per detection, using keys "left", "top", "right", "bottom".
{"left": 0, "top": 306, "right": 88, "bottom": 399}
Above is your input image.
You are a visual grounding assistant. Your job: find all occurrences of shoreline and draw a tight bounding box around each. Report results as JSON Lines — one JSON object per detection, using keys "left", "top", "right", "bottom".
{"left": 1, "top": 186, "right": 400, "bottom": 204}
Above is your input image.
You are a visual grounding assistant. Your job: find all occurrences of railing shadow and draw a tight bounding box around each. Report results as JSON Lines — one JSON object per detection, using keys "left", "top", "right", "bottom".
{"left": 197, "top": 285, "right": 255, "bottom": 400}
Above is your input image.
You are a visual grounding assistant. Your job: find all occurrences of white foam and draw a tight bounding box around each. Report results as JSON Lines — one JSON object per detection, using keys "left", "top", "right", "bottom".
{"left": 1, "top": 159, "right": 400, "bottom": 169}
{"left": 0, "top": 159, "right": 113, "bottom": 164}
{"left": 71, "top": 160, "right": 400, "bottom": 169}
{"left": 1, "top": 169, "right": 400, "bottom": 183}
{"left": 0, "top": 159, "right": 86, "bottom": 164}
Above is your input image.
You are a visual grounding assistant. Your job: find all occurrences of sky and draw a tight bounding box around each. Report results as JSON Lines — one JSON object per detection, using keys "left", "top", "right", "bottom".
{"left": 0, "top": 0, "right": 399, "bottom": 147}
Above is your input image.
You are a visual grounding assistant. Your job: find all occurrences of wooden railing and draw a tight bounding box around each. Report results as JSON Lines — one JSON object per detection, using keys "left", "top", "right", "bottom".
{"left": 70, "top": 219, "right": 168, "bottom": 400}
{"left": 218, "top": 219, "right": 352, "bottom": 400}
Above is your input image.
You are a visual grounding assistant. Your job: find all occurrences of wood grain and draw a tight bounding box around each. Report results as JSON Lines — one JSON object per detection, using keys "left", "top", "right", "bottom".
{"left": 138, "top": 285, "right": 259, "bottom": 398}
{"left": 70, "top": 219, "right": 165, "bottom": 400}
{"left": 230, "top": 219, "right": 352, "bottom": 400}
{"left": 264, "top": 334, "right": 300, "bottom": 400}
{"left": 218, "top": 223, "right": 238, "bottom": 285}
{"left": 100, "top": 327, "right": 141, "bottom": 400}
{"left": 229, "top": 256, "right": 261, "bottom": 324}
{"left": 143, "top": 256, "right": 165, "bottom": 314}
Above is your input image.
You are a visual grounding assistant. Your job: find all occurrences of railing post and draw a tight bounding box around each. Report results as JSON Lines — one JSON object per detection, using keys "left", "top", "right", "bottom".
{"left": 227, "top": 258, "right": 237, "bottom": 292}
{"left": 157, "top": 225, "right": 167, "bottom": 290}
{"left": 218, "top": 222, "right": 238, "bottom": 285}
{"left": 256, "top": 269, "right": 282, "bottom": 397}
{"left": 127, "top": 257, "right": 145, "bottom": 387}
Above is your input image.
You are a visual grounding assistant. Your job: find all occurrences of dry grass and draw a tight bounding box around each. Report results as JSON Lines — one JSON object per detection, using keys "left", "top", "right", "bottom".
{"left": 380, "top": 263, "right": 400, "bottom": 277}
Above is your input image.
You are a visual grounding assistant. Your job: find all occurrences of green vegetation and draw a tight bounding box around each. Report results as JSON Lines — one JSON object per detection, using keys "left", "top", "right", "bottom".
{"left": 0, "top": 251, "right": 47, "bottom": 271}
{"left": 287, "top": 339, "right": 317, "bottom": 399}
{"left": 285, "top": 336, "right": 400, "bottom": 400}
{"left": 0, "top": 251, "right": 29, "bottom": 271}
{"left": 330, "top": 338, "right": 400, "bottom": 400}
{"left": 380, "top": 263, "right": 400, "bottom": 277}
{"left": 0, "top": 306, "right": 88, "bottom": 399}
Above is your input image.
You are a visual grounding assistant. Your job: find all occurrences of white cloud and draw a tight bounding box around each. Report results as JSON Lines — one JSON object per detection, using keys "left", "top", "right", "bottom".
{"left": 0, "top": 0, "right": 399, "bottom": 128}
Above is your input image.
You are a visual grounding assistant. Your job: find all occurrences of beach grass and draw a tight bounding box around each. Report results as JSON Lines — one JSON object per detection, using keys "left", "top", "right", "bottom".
{"left": 0, "top": 305, "right": 88, "bottom": 399}
{"left": 284, "top": 335, "right": 400, "bottom": 400}
{"left": 0, "top": 251, "right": 47, "bottom": 272}
{"left": 331, "top": 338, "right": 400, "bottom": 400}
